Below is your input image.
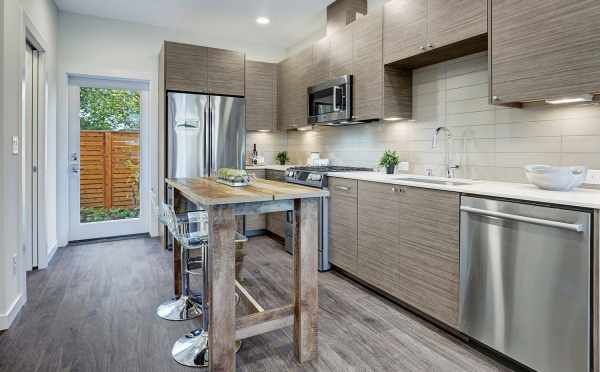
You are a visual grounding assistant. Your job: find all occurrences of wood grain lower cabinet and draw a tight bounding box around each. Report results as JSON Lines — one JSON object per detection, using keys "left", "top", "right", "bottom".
{"left": 490, "top": 0, "right": 600, "bottom": 104}
{"left": 245, "top": 169, "right": 266, "bottom": 231}
{"left": 328, "top": 178, "right": 358, "bottom": 273}
{"left": 266, "top": 170, "right": 287, "bottom": 238}
{"left": 396, "top": 186, "right": 460, "bottom": 327}
{"left": 354, "top": 181, "right": 460, "bottom": 327}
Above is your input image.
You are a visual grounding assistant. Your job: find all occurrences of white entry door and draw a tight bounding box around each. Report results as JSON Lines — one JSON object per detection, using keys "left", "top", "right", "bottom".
{"left": 68, "top": 77, "right": 149, "bottom": 241}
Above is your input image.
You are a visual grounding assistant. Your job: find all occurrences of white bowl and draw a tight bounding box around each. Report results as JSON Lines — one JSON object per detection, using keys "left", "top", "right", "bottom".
{"left": 524, "top": 165, "right": 587, "bottom": 191}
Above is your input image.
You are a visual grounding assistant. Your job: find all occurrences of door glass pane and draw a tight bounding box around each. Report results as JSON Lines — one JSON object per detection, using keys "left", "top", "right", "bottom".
{"left": 79, "top": 87, "right": 141, "bottom": 223}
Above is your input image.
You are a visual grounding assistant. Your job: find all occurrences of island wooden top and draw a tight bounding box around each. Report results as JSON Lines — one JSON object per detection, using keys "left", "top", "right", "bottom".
{"left": 166, "top": 177, "right": 329, "bottom": 206}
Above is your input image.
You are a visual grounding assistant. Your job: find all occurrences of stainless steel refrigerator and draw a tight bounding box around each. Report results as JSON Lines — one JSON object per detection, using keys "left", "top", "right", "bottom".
{"left": 167, "top": 93, "right": 245, "bottom": 180}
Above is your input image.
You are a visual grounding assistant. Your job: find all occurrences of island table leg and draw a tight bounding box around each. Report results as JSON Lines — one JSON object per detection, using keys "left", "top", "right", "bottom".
{"left": 208, "top": 205, "right": 237, "bottom": 372}
{"left": 293, "top": 197, "right": 319, "bottom": 363}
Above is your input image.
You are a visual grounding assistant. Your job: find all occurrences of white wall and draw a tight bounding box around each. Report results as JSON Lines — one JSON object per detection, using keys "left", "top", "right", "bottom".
{"left": 56, "top": 13, "right": 289, "bottom": 246}
{"left": 0, "top": 0, "right": 58, "bottom": 329}
{"left": 288, "top": 52, "right": 600, "bottom": 183}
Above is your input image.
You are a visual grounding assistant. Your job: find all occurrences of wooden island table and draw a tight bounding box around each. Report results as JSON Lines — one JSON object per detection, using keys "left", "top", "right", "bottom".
{"left": 165, "top": 177, "right": 329, "bottom": 372}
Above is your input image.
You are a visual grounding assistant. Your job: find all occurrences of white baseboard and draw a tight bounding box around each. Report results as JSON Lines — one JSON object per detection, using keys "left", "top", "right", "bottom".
{"left": 0, "top": 294, "right": 25, "bottom": 330}
{"left": 47, "top": 243, "right": 58, "bottom": 264}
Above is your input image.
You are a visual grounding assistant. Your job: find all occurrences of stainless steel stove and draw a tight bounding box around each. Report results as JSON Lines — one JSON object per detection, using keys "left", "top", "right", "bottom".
{"left": 283, "top": 165, "right": 372, "bottom": 271}
{"left": 286, "top": 166, "right": 372, "bottom": 188}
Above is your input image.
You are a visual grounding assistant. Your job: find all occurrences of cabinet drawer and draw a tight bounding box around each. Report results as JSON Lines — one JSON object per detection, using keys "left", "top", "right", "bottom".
{"left": 266, "top": 169, "right": 286, "bottom": 182}
{"left": 358, "top": 180, "right": 405, "bottom": 202}
{"left": 247, "top": 169, "right": 266, "bottom": 179}
{"left": 328, "top": 177, "right": 358, "bottom": 198}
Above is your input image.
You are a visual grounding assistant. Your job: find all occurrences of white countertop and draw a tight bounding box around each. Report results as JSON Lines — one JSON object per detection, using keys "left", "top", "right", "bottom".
{"left": 328, "top": 172, "right": 600, "bottom": 210}
{"left": 246, "top": 165, "right": 293, "bottom": 171}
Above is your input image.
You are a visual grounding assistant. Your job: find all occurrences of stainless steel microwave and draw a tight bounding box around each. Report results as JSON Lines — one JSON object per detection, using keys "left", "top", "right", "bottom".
{"left": 307, "top": 75, "right": 352, "bottom": 124}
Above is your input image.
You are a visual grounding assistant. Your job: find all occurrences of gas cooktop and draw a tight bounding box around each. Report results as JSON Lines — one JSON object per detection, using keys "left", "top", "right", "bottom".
{"left": 286, "top": 166, "right": 372, "bottom": 188}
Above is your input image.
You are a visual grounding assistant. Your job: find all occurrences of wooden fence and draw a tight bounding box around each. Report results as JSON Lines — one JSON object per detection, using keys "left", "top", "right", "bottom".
{"left": 80, "top": 130, "right": 140, "bottom": 209}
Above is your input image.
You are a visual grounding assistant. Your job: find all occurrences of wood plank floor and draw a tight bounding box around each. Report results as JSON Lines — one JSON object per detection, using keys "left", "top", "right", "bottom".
{"left": 0, "top": 236, "right": 515, "bottom": 372}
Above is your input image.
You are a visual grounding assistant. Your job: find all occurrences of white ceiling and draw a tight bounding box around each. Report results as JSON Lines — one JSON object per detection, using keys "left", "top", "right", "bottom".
{"left": 53, "top": 0, "right": 335, "bottom": 50}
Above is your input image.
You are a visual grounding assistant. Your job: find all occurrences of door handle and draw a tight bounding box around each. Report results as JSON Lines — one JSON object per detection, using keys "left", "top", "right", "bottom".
{"left": 71, "top": 165, "right": 80, "bottom": 174}
{"left": 460, "top": 206, "right": 585, "bottom": 232}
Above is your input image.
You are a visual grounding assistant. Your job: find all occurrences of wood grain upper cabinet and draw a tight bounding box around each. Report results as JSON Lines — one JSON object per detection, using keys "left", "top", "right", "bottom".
{"left": 329, "top": 23, "right": 354, "bottom": 78}
{"left": 164, "top": 41, "right": 208, "bottom": 93}
{"left": 353, "top": 9, "right": 384, "bottom": 121}
{"left": 428, "top": 0, "right": 487, "bottom": 50}
{"left": 278, "top": 47, "right": 312, "bottom": 130}
{"left": 206, "top": 47, "right": 245, "bottom": 96}
{"left": 162, "top": 42, "right": 245, "bottom": 96}
{"left": 245, "top": 61, "right": 277, "bottom": 131}
{"left": 490, "top": 0, "right": 600, "bottom": 104}
{"left": 383, "top": 0, "right": 487, "bottom": 65}
{"left": 383, "top": 0, "right": 428, "bottom": 64}
{"left": 328, "top": 178, "right": 359, "bottom": 274}
{"left": 311, "top": 36, "right": 330, "bottom": 86}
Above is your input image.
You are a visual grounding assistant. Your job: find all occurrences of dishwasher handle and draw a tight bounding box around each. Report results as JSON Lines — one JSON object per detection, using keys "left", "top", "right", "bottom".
{"left": 460, "top": 205, "right": 585, "bottom": 233}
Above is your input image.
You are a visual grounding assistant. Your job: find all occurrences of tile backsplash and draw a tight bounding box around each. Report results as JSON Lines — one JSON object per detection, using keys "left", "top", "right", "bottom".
{"left": 283, "top": 51, "right": 600, "bottom": 183}
{"left": 246, "top": 131, "right": 288, "bottom": 165}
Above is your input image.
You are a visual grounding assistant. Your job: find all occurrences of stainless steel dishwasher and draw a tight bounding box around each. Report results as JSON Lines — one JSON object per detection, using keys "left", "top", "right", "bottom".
{"left": 459, "top": 196, "right": 591, "bottom": 372}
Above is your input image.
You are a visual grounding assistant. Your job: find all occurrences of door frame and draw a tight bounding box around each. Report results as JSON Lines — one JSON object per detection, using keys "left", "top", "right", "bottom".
{"left": 67, "top": 76, "right": 150, "bottom": 241}
{"left": 21, "top": 17, "right": 50, "bottom": 271}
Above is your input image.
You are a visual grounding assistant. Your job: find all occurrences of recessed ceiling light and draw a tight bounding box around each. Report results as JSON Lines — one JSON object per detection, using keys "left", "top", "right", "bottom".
{"left": 256, "top": 17, "right": 270, "bottom": 25}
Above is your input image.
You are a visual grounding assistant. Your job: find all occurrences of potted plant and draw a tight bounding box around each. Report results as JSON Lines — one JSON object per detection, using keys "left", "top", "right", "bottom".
{"left": 276, "top": 151, "right": 289, "bottom": 166}
{"left": 379, "top": 150, "right": 400, "bottom": 175}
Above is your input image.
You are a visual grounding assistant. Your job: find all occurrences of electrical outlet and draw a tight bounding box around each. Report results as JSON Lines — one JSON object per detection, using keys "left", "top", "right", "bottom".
{"left": 586, "top": 169, "right": 600, "bottom": 185}
{"left": 11, "top": 255, "right": 17, "bottom": 276}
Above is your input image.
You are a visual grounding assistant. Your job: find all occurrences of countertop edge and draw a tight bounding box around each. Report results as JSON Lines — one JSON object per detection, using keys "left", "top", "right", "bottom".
{"left": 327, "top": 172, "right": 600, "bottom": 210}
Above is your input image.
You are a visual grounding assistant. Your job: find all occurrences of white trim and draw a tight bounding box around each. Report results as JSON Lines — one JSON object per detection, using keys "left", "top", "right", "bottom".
{"left": 45, "top": 242, "right": 58, "bottom": 268}
{"left": 67, "top": 77, "right": 150, "bottom": 241}
{"left": 57, "top": 69, "right": 159, "bottom": 246}
{"left": 0, "top": 294, "right": 26, "bottom": 330}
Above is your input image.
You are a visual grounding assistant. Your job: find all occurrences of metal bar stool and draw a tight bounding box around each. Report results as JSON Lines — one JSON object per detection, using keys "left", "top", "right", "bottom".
{"left": 156, "top": 204, "right": 206, "bottom": 321}
{"left": 171, "top": 229, "right": 247, "bottom": 368}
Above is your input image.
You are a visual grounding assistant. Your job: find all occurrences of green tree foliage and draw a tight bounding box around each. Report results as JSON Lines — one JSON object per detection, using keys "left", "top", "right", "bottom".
{"left": 79, "top": 87, "right": 141, "bottom": 131}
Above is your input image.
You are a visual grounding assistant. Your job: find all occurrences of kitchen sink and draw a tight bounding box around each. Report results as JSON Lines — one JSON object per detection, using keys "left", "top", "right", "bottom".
{"left": 393, "top": 177, "right": 472, "bottom": 186}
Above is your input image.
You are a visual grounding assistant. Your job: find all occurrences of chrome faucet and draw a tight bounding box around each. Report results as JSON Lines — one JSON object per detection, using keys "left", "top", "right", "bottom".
{"left": 432, "top": 126, "right": 460, "bottom": 178}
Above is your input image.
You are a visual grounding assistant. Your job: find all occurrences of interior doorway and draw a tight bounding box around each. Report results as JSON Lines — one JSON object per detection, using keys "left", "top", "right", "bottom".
{"left": 68, "top": 77, "right": 149, "bottom": 241}
{"left": 22, "top": 42, "right": 41, "bottom": 271}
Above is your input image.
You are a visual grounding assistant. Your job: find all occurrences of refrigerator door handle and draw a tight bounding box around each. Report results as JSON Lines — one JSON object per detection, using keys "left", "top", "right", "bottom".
{"left": 203, "top": 105, "right": 209, "bottom": 175}
{"left": 210, "top": 101, "right": 215, "bottom": 175}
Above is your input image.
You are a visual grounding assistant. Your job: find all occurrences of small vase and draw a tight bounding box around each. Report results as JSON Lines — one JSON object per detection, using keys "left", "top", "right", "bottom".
{"left": 279, "top": 161, "right": 286, "bottom": 166}
{"left": 386, "top": 165, "right": 395, "bottom": 174}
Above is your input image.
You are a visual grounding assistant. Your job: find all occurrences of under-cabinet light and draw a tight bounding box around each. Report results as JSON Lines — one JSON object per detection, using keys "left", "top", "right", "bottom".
{"left": 297, "top": 125, "right": 313, "bottom": 132}
{"left": 256, "top": 17, "right": 270, "bottom": 25}
{"left": 546, "top": 95, "right": 593, "bottom": 105}
{"left": 384, "top": 117, "right": 404, "bottom": 121}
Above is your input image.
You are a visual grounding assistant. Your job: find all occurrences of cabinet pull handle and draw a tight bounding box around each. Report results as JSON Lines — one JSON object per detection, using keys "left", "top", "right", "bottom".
{"left": 392, "top": 186, "right": 405, "bottom": 193}
{"left": 427, "top": 43, "right": 434, "bottom": 49}
{"left": 335, "top": 186, "right": 350, "bottom": 191}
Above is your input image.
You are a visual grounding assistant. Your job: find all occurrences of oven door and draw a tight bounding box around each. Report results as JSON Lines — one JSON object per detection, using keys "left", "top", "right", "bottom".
{"left": 308, "top": 75, "right": 352, "bottom": 124}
